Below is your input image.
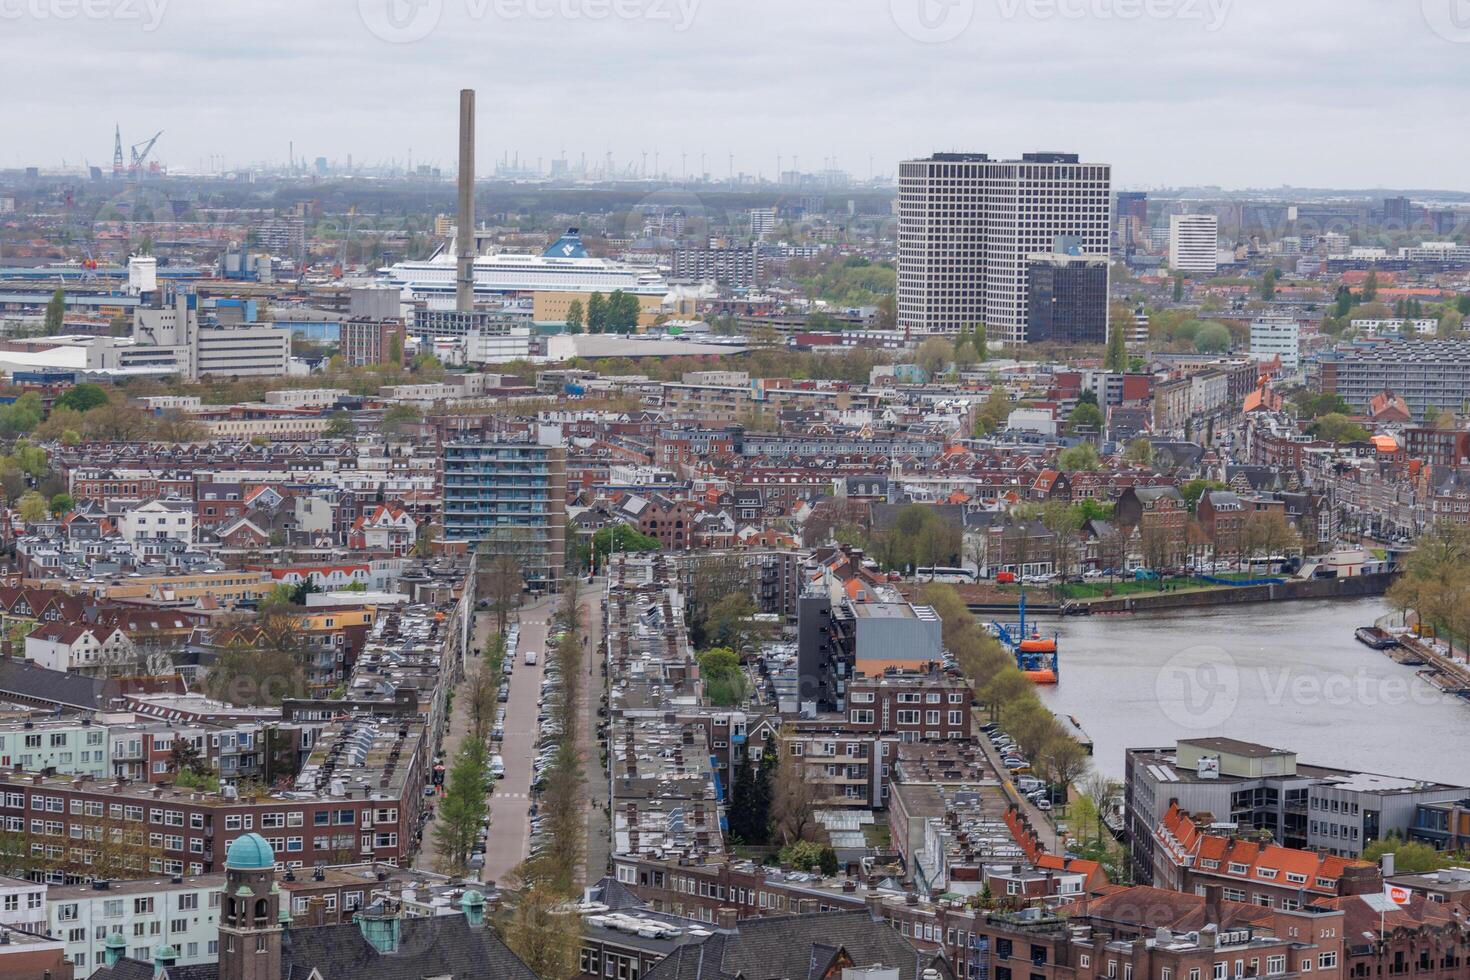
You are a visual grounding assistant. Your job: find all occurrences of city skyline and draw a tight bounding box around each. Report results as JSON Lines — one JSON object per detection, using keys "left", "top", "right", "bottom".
{"left": 4, "top": 0, "right": 1470, "bottom": 189}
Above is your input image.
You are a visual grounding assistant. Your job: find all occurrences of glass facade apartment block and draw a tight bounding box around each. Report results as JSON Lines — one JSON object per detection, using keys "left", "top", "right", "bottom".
{"left": 443, "top": 440, "right": 567, "bottom": 590}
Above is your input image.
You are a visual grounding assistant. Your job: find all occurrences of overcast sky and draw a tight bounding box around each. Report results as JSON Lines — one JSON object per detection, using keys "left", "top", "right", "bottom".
{"left": 5, "top": 0, "right": 1469, "bottom": 191}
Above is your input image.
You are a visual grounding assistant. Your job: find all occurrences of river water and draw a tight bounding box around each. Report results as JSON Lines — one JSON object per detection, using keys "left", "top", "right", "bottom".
{"left": 1030, "top": 597, "right": 1470, "bottom": 786}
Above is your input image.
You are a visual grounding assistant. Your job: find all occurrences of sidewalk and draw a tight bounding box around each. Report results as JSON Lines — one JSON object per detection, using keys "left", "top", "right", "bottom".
{"left": 971, "top": 709, "right": 1062, "bottom": 853}
{"left": 579, "top": 582, "right": 610, "bottom": 884}
{"left": 413, "top": 607, "right": 511, "bottom": 875}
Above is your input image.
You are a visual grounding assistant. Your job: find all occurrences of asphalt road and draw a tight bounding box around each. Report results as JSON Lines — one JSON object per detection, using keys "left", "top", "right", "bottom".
{"left": 482, "top": 595, "right": 552, "bottom": 885}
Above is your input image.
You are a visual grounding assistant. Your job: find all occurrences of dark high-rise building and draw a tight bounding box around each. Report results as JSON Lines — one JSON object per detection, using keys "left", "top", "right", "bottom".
{"left": 1025, "top": 253, "right": 1109, "bottom": 345}
{"left": 1115, "top": 190, "right": 1148, "bottom": 246}
{"left": 1382, "top": 195, "right": 1413, "bottom": 225}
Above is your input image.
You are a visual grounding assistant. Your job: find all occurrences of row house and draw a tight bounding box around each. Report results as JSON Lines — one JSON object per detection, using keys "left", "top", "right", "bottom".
{"left": 24, "top": 625, "right": 134, "bottom": 676}
{"left": 1115, "top": 486, "right": 1189, "bottom": 569}
{"left": 1404, "top": 427, "right": 1470, "bottom": 469}
{"left": 346, "top": 504, "right": 417, "bottom": 556}
{"left": 614, "top": 493, "right": 698, "bottom": 551}
{"left": 1151, "top": 803, "right": 1381, "bottom": 906}
{"left": 68, "top": 470, "right": 196, "bottom": 503}
{"left": 1425, "top": 466, "right": 1470, "bottom": 525}
{"left": 974, "top": 888, "right": 1347, "bottom": 980}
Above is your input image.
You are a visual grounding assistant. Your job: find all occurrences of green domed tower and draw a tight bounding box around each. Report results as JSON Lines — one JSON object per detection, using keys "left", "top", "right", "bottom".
{"left": 219, "top": 832, "right": 282, "bottom": 980}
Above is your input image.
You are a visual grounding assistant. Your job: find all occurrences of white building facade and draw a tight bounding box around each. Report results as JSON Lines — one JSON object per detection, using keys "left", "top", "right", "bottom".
{"left": 897, "top": 152, "right": 1112, "bottom": 345}
{"left": 1169, "top": 214, "right": 1220, "bottom": 273}
{"left": 1250, "top": 316, "right": 1302, "bottom": 372}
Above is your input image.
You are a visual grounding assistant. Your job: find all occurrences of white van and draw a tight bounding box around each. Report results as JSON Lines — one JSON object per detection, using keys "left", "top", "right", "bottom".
{"left": 524, "top": 650, "right": 538, "bottom": 666}
{"left": 488, "top": 755, "right": 505, "bottom": 779}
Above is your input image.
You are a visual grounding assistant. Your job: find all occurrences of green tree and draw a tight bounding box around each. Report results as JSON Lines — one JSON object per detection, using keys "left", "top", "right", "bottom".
{"left": 1308, "top": 413, "right": 1372, "bottom": 444}
{"left": 704, "top": 593, "right": 764, "bottom": 656}
{"left": 1362, "top": 833, "right": 1454, "bottom": 874}
{"left": 432, "top": 738, "right": 488, "bottom": 876}
{"left": 952, "top": 328, "right": 978, "bottom": 370}
{"left": 1104, "top": 316, "right": 1129, "bottom": 372}
{"left": 53, "top": 383, "right": 109, "bottom": 413}
{"left": 1194, "top": 322, "right": 1231, "bottom": 353}
{"left": 1124, "top": 438, "right": 1155, "bottom": 467}
{"left": 324, "top": 411, "right": 356, "bottom": 438}
{"left": 380, "top": 403, "right": 421, "bottom": 437}
{"left": 1363, "top": 270, "right": 1379, "bottom": 302}
{"left": 727, "top": 741, "right": 773, "bottom": 844}
{"left": 586, "top": 291, "right": 607, "bottom": 333}
{"left": 1172, "top": 276, "right": 1184, "bottom": 302}
{"left": 696, "top": 647, "right": 747, "bottom": 706}
{"left": 258, "top": 582, "right": 297, "bottom": 610}
{"left": 1068, "top": 402, "right": 1104, "bottom": 434}
{"left": 44, "top": 288, "right": 65, "bottom": 336}
{"left": 1180, "top": 479, "right": 1228, "bottom": 512}
{"left": 1058, "top": 442, "right": 1101, "bottom": 473}
{"left": 590, "top": 523, "right": 660, "bottom": 563}
{"left": 17, "top": 492, "right": 48, "bottom": 524}
{"left": 0, "top": 393, "right": 44, "bottom": 437}
{"left": 48, "top": 492, "right": 74, "bottom": 518}
{"left": 1261, "top": 267, "right": 1279, "bottom": 301}
{"left": 915, "top": 337, "right": 953, "bottom": 380}
{"left": 602, "top": 290, "right": 640, "bottom": 334}
{"left": 564, "top": 298, "right": 584, "bottom": 334}
{"left": 1458, "top": 295, "right": 1470, "bottom": 317}
{"left": 973, "top": 323, "right": 987, "bottom": 362}
{"left": 972, "top": 386, "right": 1013, "bottom": 436}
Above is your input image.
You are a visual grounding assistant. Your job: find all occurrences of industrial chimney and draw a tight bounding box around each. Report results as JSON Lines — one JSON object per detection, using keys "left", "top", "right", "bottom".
{"left": 456, "top": 88, "right": 476, "bottom": 313}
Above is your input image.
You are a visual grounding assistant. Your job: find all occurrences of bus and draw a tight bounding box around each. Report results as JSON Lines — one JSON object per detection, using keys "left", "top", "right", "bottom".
{"left": 915, "top": 567, "right": 978, "bottom": 584}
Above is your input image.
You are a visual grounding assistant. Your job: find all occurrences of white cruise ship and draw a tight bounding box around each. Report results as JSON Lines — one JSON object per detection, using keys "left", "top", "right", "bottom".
{"left": 380, "top": 228, "right": 668, "bottom": 306}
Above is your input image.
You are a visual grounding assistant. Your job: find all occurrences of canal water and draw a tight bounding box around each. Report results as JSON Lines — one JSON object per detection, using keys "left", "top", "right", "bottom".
{"left": 1030, "top": 598, "right": 1470, "bottom": 785}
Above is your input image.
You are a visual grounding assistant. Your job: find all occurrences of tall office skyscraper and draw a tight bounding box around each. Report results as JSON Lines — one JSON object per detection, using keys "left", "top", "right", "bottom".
{"left": 897, "top": 152, "right": 1112, "bottom": 346}
{"left": 1168, "top": 214, "right": 1220, "bottom": 273}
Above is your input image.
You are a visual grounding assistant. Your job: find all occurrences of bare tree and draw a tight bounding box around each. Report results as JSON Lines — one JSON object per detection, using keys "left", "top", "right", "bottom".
{"left": 497, "top": 886, "right": 583, "bottom": 980}
{"left": 771, "top": 729, "right": 820, "bottom": 843}
{"left": 1079, "top": 772, "right": 1120, "bottom": 847}
{"left": 480, "top": 551, "right": 524, "bottom": 636}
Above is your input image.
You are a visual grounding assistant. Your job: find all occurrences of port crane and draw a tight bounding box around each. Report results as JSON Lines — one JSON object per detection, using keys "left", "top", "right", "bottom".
{"left": 130, "top": 131, "right": 164, "bottom": 176}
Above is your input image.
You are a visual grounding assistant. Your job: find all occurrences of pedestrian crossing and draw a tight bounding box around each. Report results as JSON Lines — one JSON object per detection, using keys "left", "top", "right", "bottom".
{"left": 494, "top": 792, "right": 531, "bottom": 800}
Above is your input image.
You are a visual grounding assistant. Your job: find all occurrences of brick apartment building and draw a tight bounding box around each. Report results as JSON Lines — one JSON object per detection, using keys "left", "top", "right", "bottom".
{"left": 846, "top": 672, "right": 974, "bottom": 742}
{"left": 1115, "top": 485, "right": 1188, "bottom": 568}
{"left": 340, "top": 318, "right": 407, "bottom": 367}
{"left": 0, "top": 730, "right": 423, "bottom": 880}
